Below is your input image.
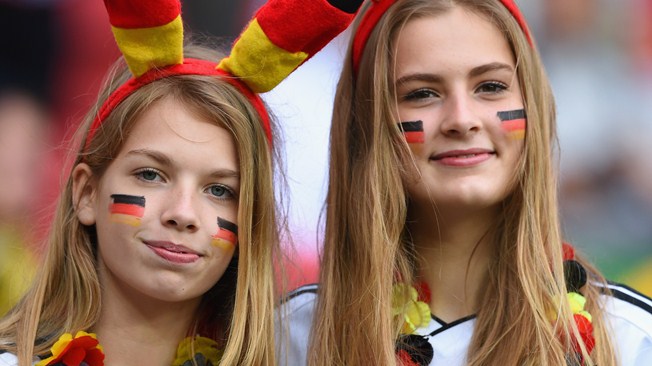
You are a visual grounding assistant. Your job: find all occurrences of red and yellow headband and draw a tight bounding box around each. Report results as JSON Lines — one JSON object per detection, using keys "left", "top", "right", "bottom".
{"left": 88, "top": 0, "right": 363, "bottom": 147}
{"left": 351, "top": 0, "right": 533, "bottom": 75}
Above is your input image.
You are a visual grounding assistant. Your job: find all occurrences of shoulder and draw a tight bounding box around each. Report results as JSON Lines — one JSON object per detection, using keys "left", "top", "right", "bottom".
{"left": 596, "top": 282, "right": 652, "bottom": 364}
{"left": 282, "top": 283, "right": 318, "bottom": 310}
{"left": 277, "top": 283, "right": 318, "bottom": 331}
{"left": 599, "top": 282, "right": 652, "bottom": 331}
{"left": 275, "top": 284, "right": 318, "bottom": 366}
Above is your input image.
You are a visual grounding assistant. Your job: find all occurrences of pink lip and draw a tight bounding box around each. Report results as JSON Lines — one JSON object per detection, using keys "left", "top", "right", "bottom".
{"left": 144, "top": 240, "right": 201, "bottom": 264}
{"left": 431, "top": 148, "right": 495, "bottom": 167}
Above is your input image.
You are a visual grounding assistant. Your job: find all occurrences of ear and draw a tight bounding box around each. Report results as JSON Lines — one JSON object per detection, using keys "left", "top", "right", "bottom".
{"left": 71, "top": 163, "right": 97, "bottom": 226}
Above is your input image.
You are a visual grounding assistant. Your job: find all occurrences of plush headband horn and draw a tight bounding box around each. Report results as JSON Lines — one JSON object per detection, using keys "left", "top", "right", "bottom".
{"left": 87, "top": 0, "right": 363, "bottom": 148}
{"left": 351, "top": 0, "right": 533, "bottom": 75}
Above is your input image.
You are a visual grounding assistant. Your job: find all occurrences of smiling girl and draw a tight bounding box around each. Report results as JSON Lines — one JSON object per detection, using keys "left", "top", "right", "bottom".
{"left": 282, "top": 0, "right": 652, "bottom": 365}
{"left": 0, "top": 0, "right": 360, "bottom": 365}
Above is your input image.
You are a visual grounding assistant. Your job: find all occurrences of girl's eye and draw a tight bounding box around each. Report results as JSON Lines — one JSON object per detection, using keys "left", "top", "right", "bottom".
{"left": 476, "top": 81, "right": 508, "bottom": 94}
{"left": 136, "top": 169, "right": 163, "bottom": 182}
{"left": 207, "top": 184, "right": 235, "bottom": 200}
{"left": 403, "top": 88, "right": 439, "bottom": 101}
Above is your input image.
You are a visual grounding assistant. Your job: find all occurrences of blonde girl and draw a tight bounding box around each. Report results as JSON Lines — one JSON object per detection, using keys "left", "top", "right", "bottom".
{"left": 0, "top": 0, "right": 359, "bottom": 365}
{"left": 282, "top": 0, "right": 652, "bottom": 365}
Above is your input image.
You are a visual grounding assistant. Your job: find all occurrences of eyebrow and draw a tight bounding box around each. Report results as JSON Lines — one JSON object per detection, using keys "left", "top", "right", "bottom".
{"left": 395, "top": 73, "right": 443, "bottom": 86}
{"left": 468, "top": 62, "right": 514, "bottom": 78}
{"left": 127, "top": 149, "right": 172, "bottom": 166}
{"left": 126, "top": 149, "right": 240, "bottom": 178}
{"left": 395, "top": 62, "right": 515, "bottom": 85}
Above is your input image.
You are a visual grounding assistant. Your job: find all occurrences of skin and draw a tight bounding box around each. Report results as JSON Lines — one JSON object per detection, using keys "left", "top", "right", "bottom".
{"left": 0, "top": 93, "right": 48, "bottom": 224}
{"left": 394, "top": 6, "right": 524, "bottom": 321}
{"left": 72, "top": 97, "right": 239, "bottom": 365}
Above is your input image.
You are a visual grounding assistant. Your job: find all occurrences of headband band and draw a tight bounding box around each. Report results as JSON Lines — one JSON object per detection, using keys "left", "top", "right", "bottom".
{"left": 88, "top": 0, "right": 363, "bottom": 149}
{"left": 351, "top": 0, "right": 533, "bottom": 75}
{"left": 86, "top": 59, "right": 273, "bottom": 147}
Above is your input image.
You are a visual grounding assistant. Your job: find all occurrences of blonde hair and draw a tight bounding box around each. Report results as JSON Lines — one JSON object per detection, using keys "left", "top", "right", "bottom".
{"left": 310, "top": 0, "right": 616, "bottom": 365}
{"left": 0, "top": 44, "right": 282, "bottom": 366}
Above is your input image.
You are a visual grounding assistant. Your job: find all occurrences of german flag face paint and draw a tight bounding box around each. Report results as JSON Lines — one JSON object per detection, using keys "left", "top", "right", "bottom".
{"left": 211, "top": 217, "right": 238, "bottom": 250}
{"left": 110, "top": 194, "right": 145, "bottom": 227}
{"left": 497, "top": 109, "right": 526, "bottom": 140}
{"left": 398, "top": 121, "right": 425, "bottom": 143}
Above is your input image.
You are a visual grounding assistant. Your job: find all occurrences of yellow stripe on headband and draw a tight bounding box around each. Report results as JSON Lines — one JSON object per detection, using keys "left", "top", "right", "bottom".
{"left": 218, "top": 18, "right": 308, "bottom": 93}
{"left": 111, "top": 15, "right": 184, "bottom": 78}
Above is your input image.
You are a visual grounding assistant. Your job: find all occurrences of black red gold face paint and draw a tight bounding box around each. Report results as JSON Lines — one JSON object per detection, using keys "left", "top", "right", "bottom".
{"left": 497, "top": 109, "right": 526, "bottom": 140}
{"left": 398, "top": 121, "right": 425, "bottom": 143}
{"left": 110, "top": 194, "right": 145, "bottom": 226}
{"left": 211, "top": 217, "right": 238, "bottom": 250}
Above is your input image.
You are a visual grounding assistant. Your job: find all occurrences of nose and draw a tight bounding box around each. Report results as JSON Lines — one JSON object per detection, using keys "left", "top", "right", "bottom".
{"left": 439, "top": 93, "right": 482, "bottom": 138}
{"left": 161, "top": 185, "right": 200, "bottom": 232}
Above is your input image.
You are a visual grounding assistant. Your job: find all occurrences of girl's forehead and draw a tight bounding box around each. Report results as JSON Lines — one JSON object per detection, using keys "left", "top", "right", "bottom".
{"left": 131, "top": 99, "right": 226, "bottom": 145}
{"left": 394, "top": 8, "right": 515, "bottom": 76}
{"left": 115, "top": 98, "right": 238, "bottom": 172}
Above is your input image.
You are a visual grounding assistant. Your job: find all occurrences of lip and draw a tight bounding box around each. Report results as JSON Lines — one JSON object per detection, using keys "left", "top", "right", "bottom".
{"left": 144, "top": 240, "right": 202, "bottom": 264}
{"left": 430, "top": 148, "right": 495, "bottom": 167}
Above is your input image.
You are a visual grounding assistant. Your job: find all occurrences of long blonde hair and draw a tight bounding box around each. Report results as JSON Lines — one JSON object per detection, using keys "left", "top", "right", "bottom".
{"left": 310, "top": 0, "right": 616, "bottom": 365}
{"left": 0, "top": 44, "right": 282, "bottom": 366}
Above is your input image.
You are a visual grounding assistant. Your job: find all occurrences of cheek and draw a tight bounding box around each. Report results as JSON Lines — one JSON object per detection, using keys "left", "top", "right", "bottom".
{"left": 198, "top": 255, "right": 235, "bottom": 296}
{"left": 408, "top": 143, "right": 425, "bottom": 158}
{"left": 210, "top": 216, "right": 238, "bottom": 251}
{"left": 203, "top": 241, "right": 237, "bottom": 287}
{"left": 399, "top": 120, "right": 425, "bottom": 144}
{"left": 497, "top": 109, "right": 527, "bottom": 141}
{"left": 503, "top": 139, "right": 525, "bottom": 182}
{"left": 399, "top": 120, "right": 426, "bottom": 156}
{"left": 109, "top": 194, "right": 146, "bottom": 227}
{"left": 502, "top": 119, "right": 526, "bottom": 140}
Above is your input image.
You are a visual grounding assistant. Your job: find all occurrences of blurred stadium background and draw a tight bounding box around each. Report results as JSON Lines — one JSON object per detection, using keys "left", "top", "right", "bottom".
{"left": 1, "top": 0, "right": 650, "bottom": 313}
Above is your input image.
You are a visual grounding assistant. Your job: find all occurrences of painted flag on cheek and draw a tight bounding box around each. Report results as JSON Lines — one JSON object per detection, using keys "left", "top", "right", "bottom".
{"left": 498, "top": 109, "right": 526, "bottom": 140}
{"left": 109, "top": 194, "right": 145, "bottom": 227}
{"left": 211, "top": 217, "right": 238, "bottom": 250}
{"left": 398, "top": 121, "right": 425, "bottom": 143}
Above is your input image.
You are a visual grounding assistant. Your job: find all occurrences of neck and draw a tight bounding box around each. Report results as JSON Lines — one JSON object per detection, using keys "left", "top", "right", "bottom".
{"left": 93, "top": 275, "right": 201, "bottom": 366}
{"left": 408, "top": 205, "right": 497, "bottom": 322}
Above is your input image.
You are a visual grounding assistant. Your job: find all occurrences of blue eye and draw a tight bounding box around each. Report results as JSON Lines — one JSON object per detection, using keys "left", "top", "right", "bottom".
{"left": 136, "top": 169, "right": 162, "bottom": 182}
{"left": 208, "top": 184, "right": 234, "bottom": 200}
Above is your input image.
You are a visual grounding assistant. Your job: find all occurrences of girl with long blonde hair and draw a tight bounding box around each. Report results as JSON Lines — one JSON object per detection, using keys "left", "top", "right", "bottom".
{"left": 282, "top": 0, "right": 652, "bottom": 365}
{"left": 0, "top": 0, "right": 360, "bottom": 365}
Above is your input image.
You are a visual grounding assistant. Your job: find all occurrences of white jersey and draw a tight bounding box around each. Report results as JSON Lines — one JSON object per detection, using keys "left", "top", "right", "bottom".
{"left": 0, "top": 352, "right": 39, "bottom": 366}
{"left": 0, "top": 353, "right": 19, "bottom": 366}
{"left": 276, "top": 283, "right": 652, "bottom": 366}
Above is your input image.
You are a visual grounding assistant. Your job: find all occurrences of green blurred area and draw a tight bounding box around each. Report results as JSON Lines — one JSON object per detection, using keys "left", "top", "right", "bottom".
{"left": 580, "top": 242, "right": 652, "bottom": 297}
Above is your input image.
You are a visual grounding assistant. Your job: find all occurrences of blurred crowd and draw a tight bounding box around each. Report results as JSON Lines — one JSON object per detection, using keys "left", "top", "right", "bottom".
{"left": 521, "top": 0, "right": 652, "bottom": 294}
{"left": 0, "top": 0, "right": 650, "bottom": 314}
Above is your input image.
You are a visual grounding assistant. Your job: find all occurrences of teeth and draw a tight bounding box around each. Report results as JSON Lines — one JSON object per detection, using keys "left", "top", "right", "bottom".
{"left": 458, "top": 154, "right": 476, "bottom": 158}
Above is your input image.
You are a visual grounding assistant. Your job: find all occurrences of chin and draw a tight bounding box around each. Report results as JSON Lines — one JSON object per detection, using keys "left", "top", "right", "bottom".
{"left": 138, "top": 274, "right": 214, "bottom": 303}
{"left": 145, "top": 286, "right": 206, "bottom": 303}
